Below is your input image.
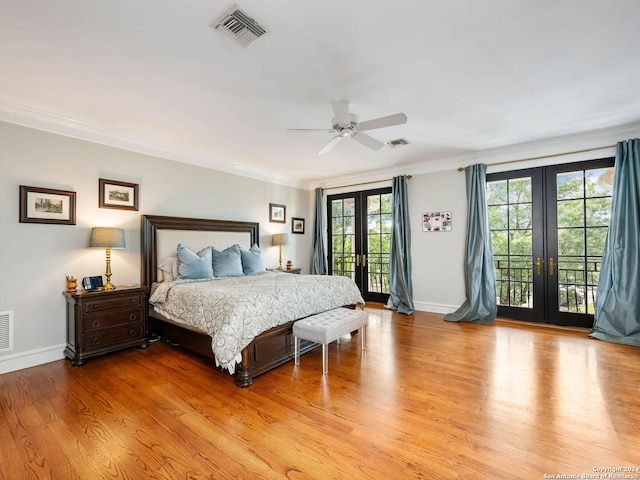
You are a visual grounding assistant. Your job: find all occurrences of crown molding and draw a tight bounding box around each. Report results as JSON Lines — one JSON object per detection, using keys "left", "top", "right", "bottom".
{"left": 307, "top": 121, "right": 640, "bottom": 189}
{"left": 0, "top": 99, "right": 303, "bottom": 188}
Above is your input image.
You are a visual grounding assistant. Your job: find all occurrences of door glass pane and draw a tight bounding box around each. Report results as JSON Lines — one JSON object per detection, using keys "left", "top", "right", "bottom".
{"left": 488, "top": 177, "right": 533, "bottom": 309}
{"left": 367, "top": 193, "right": 392, "bottom": 294}
{"left": 556, "top": 167, "right": 612, "bottom": 313}
{"left": 330, "top": 199, "right": 356, "bottom": 281}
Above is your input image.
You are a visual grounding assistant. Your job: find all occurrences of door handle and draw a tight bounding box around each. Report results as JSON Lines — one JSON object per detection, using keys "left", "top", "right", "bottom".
{"left": 362, "top": 254, "right": 367, "bottom": 267}
{"left": 549, "top": 258, "right": 555, "bottom": 276}
{"left": 535, "top": 258, "right": 542, "bottom": 275}
{"left": 355, "top": 254, "right": 360, "bottom": 267}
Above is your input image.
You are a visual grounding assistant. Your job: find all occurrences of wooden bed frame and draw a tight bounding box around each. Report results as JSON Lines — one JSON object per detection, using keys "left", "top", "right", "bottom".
{"left": 141, "top": 214, "right": 316, "bottom": 387}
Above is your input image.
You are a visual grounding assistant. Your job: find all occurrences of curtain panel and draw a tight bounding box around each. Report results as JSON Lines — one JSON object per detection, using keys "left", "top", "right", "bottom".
{"left": 312, "top": 187, "right": 328, "bottom": 275}
{"left": 386, "top": 175, "right": 415, "bottom": 314}
{"left": 444, "top": 163, "right": 497, "bottom": 324}
{"left": 590, "top": 139, "right": 640, "bottom": 346}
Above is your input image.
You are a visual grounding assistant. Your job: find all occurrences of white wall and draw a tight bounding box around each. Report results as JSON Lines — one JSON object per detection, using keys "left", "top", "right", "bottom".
{"left": 0, "top": 121, "right": 311, "bottom": 372}
{"left": 409, "top": 170, "right": 467, "bottom": 313}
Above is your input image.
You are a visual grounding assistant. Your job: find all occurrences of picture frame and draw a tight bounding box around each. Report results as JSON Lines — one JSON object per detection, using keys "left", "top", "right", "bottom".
{"left": 422, "top": 211, "right": 452, "bottom": 232}
{"left": 269, "top": 203, "right": 286, "bottom": 223}
{"left": 19, "top": 185, "right": 76, "bottom": 225}
{"left": 291, "top": 217, "right": 305, "bottom": 234}
{"left": 99, "top": 178, "right": 139, "bottom": 211}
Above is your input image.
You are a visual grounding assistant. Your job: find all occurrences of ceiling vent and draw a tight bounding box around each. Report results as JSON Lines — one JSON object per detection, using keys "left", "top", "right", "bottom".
{"left": 387, "top": 138, "right": 409, "bottom": 148}
{"left": 211, "top": 5, "right": 267, "bottom": 48}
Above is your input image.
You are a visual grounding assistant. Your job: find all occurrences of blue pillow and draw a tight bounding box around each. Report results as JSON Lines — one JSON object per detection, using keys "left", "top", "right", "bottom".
{"left": 240, "top": 244, "right": 266, "bottom": 275}
{"left": 176, "top": 244, "right": 214, "bottom": 279}
{"left": 211, "top": 244, "right": 244, "bottom": 277}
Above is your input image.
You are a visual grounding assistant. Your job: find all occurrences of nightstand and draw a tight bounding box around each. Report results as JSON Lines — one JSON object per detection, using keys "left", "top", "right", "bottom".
{"left": 270, "top": 268, "right": 301, "bottom": 274}
{"left": 63, "top": 285, "right": 149, "bottom": 366}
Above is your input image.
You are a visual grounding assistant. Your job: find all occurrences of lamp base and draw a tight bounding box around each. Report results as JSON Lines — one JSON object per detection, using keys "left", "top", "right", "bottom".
{"left": 103, "top": 281, "right": 116, "bottom": 291}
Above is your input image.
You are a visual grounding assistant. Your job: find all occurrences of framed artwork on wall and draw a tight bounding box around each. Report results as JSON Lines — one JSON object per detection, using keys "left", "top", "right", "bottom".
{"left": 269, "top": 203, "right": 286, "bottom": 223}
{"left": 19, "top": 185, "right": 76, "bottom": 225}
{"left": 422, "top": 211, "right": 452, "bottom": 232}
{"left": 291, "top": 217, "right": 305, "bottom": 234}
{"left": 99, "top": 178, "right": 139, "bottom": 211}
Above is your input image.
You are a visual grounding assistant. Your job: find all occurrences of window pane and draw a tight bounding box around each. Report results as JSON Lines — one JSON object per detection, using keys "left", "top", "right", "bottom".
{"left": 585, "top": 197, "right": 611, "bottom": 227}
{"left": 558, "top": 228, "right": 585, "bottom": 256}
{"left": 508, "top": 177, "right": 531, "bottom": 203}
{"left": 509, "top": 204, "right": 532, "bottom": 230}
{"left": 557, "top": 171, "right": 584, "bottom": 200}
{"left": 557, "top": 199, "right": 585, "bottom": 228}
{"left": 487, "top": 180, "right": 508, "bottom": 205}
{"left": 488, "top": 205, "right": 508, "bottom": 230}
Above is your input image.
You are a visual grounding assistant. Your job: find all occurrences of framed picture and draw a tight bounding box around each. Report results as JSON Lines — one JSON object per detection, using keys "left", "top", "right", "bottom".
{"left": 19, "top": 186, "right": 76, "bottom": 225}
{"left": 269, "top": 203, "right": 286, "bottom": 223}
{"left": 422, "top": 211, "right": 452, "bottom": 232}
{"left": 99, "top": 178, "right": 139, "bottom": 211}
{"left": 292, "top": 217, "right": 305, "bottom": 234}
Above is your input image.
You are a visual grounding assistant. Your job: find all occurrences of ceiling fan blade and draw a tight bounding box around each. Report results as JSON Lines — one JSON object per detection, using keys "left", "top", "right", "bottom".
{"left": 287, "top": 128, "right": 335, "bottom": 133}
{"left": 352, "top": 132, "right": 385, "bottom": 151}
{"left": 318, "top": 134, "right": 345, "bottom": 155}
{"left": 356, "top": 113, "right": 407, "bottom": 131}
{"left": 330, "top": 101, "right": 352, "bottom": 128}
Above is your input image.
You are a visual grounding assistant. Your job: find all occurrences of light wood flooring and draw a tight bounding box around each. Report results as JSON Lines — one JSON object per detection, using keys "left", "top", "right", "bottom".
{"left": 1, "top": 307, "right": 640, "bottom": 479}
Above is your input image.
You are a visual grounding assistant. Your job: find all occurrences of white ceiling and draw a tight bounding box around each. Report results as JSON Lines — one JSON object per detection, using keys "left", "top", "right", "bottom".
{"left": 2, "top": 0, "right": 640, "bottom": 188}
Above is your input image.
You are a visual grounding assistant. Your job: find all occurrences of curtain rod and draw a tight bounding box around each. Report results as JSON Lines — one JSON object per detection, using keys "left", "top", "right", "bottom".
{"left": 457, "top": 144, "right": 617, "bottom": 171}
{"left": 322, "top": 175, "right": 412, "bottom": 191}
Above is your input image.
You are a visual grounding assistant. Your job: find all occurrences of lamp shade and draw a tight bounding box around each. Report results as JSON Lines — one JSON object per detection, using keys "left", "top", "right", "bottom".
{"left": 89, "top": 227, "right": 125, "bottom": 249}
{"left": 272, "top": 233, "right": 289, "bottom": 247}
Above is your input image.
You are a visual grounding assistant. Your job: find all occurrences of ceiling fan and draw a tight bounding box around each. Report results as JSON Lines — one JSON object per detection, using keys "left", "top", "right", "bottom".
{"left": 287, "top": 101, "right": 407, "bottom": 155}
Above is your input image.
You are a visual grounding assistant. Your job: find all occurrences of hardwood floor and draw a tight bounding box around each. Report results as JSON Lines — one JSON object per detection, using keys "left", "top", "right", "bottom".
{"left": 2, "top": 307, "right": 640, "bottom": 479}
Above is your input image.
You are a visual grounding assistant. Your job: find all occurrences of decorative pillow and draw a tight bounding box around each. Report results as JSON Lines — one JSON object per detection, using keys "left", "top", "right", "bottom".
{"left": 176, "top": 244, "right": 214, "bottom": 280}
{"left": 158, "top": 255, "right": 178, "bottom": 282}
{"left": 240, "top": 244, "right": 266, "bottom": 275}
{"left": 211, "top": 244, "right": 244, "bottom": 277}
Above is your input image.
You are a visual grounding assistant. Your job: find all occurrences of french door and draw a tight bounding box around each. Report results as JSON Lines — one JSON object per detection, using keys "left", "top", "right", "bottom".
{"left": 486, "top": 158, "right": 614, "bottom": 328}
{"left": 327, "top": 188, "right": 392, "bottom": 303}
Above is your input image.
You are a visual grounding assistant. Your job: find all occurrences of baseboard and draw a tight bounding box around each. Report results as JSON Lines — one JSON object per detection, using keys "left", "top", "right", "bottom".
{"left": 0, "top": 344, "right": 66, "bottom": 374}
{"left": 413, "top": 301, "right": 458, "bottom": 315}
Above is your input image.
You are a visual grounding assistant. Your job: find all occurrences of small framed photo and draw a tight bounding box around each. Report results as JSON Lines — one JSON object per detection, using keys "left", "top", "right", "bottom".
{"left": 99, "top": 178, "right": 139, "bottom": 211}
{"left": 422, "top": 211, "right": 452, "bottom": 232}
{"left": 19, "top": 186, "right": 76, "bottom": 225}
{"left": 269, "top": 203, "right": 286, "bottom": 223}
{"left": 292, "top": 217, "right": 305, "bottom": 234}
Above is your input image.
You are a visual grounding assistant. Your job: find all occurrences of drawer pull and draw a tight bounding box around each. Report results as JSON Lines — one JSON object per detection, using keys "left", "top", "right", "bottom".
{"left": 130, "top": 299, "right": 136, "bottom": 303}
{"left": 92, "top": 337, "right": 100, "bottom": 345}
{"left": 129, "top": 313, "right": 137, "bottom": 321}
{"left": 92, "top": 320, "right": 100, "bottom": 328}
{"left": 93, "top": 305, "right": 99, "bottom": 309}
{"left": 129, "top": 329, "right": 136, "bottom": 336}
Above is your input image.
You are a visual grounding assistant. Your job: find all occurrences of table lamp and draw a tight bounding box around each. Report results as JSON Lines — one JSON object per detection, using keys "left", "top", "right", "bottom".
{"left": 89, "top": 227, "right": 125, "bottom": 291}
{"left": 272, "top": 233, "right": 289, "bottom": 271}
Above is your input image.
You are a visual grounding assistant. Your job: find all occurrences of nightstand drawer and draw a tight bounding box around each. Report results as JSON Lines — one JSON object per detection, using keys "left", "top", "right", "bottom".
{"left": 82, "top": 307, "right": 144, "bottom": 331}
{"left": 83, "top": 323, "right": 144, "bottom": 349}
{"left": 83, "top": 294, "right": 143, "bottom": 314}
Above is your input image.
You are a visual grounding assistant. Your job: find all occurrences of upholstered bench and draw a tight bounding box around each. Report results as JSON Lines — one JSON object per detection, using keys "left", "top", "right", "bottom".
{"left": 293, "top": 307, "right": 368, "bottom": 374}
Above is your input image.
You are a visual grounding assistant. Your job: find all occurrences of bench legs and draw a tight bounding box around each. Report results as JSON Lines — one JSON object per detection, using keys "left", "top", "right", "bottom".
{"left": 294, "top": 325, "right": 366, "bottom": 374}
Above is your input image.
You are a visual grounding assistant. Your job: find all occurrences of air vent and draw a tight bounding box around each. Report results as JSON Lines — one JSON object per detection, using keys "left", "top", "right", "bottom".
{"left": 0, "top": 311, "right": 13, "bottom": 352}
{"left": 387, "top": 138, "right": 409, "bottom": 147}
{"left": 211, "top": 5, "right": 267, "bottom": 48}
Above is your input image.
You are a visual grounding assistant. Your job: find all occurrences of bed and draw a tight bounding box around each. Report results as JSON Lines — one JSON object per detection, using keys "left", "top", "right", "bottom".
{"left": 141, "top": 214, "right": 365, "bottom": 387}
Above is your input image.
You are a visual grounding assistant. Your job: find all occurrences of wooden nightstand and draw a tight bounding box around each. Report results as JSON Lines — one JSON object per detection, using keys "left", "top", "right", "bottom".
{"left": 63, "top": 285, "right": 149, "bottom": 366}
{"left": 270, "top": 268, "right": 302, "bottom": 274}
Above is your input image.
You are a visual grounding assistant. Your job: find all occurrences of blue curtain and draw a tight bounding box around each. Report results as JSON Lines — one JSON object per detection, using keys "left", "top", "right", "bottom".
{"left": 386, "top": 176, "right": 415, "bottom": 314}
{"left": 312, "top": 187, "right": 328, "bottom": 275}
{"left": 590, "top": 139, "right": 640, "bottom": 346}
{"left": 444, "top": 163, "right": 497, "bottom": 324}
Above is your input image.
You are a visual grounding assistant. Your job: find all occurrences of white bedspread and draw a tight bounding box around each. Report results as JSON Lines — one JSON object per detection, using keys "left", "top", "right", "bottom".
{"left": 149, "top": 271, "right": 365, "bottom": 371}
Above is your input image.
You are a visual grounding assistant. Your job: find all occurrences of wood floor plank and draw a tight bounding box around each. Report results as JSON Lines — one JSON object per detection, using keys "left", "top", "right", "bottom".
{"left": 2, "top": 307, "right": 640, "bottom": 479}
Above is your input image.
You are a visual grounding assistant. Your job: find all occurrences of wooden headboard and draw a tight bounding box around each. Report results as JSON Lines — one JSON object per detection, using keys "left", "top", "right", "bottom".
{"left": 141, "top": 215, "right": 260, "bottom": 287}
